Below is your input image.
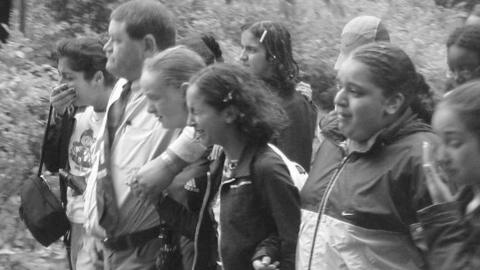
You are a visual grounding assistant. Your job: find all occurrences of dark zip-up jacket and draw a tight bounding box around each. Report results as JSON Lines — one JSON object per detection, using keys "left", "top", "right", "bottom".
{"left": 298, "top": 110, "right": 436, "bottom": 269}
{"left": 418, "top": 188, "right": 480, "bottom": 270}
{"left": 157, "top": 144, "right": 301, "bottom": 270}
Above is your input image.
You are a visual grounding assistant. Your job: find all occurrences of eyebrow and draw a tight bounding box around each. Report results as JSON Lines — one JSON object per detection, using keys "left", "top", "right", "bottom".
{"left": 145, "top": 91, "right": 160, "bottom": 100}
{"left": 442, "top": 130, "right": 463, "bottom": 137}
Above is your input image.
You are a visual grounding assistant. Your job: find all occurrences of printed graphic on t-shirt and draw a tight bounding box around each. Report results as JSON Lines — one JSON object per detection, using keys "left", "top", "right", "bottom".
{"left": 70, "top": 128, "right": 96, "bottom": 171}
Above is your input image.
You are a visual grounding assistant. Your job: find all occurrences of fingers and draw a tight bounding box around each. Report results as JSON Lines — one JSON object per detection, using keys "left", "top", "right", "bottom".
{"left": 252, "top": 257, "right": 279, "bottom": 270}
{"left": 262, "top": 256, "right": 272, "bottom": 265}
{"left": 422, "top": 141, "right": 454, "bottom": 203}
{"left": 126, "top": 177, "right": 143, "bottom": 198}
{"left": 127, "top": 177, "right": 156, "bottom": 203}
{"left": 50, "top": 84, "right": 76, "bottom": 113}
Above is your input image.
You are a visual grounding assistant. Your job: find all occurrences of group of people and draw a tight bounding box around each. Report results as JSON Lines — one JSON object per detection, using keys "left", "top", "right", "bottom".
{"left": 40, "top": 0, "right": 480, "bottom": 269}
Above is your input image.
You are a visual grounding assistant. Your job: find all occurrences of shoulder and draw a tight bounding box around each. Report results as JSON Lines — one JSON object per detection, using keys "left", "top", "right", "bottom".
{"left": 252, "top": 145, "right": 284, "bottom": 169}
{"left": 251, "top": 145, "right": 292, "bottom": 184}
{"left": 393, "top": 130, "right": 438, "bottom": 159}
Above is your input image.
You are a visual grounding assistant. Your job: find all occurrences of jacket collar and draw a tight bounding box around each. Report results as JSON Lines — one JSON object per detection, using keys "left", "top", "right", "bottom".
{"left": 346, "top": 108, "right": 432, "bottom": 154}
{"left": 229, "top": 144, "right": 261, "bottom": 179}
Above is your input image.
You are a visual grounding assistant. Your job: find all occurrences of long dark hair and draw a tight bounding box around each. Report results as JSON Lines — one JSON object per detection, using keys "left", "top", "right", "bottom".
{"left": 241, "top": 21, "right": 298, "bottom": 98}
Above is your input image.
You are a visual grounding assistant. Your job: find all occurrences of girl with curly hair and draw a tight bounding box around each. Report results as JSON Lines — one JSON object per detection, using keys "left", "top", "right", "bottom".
{"left": 155, "top": 63, "right": 301, "bottom": 270}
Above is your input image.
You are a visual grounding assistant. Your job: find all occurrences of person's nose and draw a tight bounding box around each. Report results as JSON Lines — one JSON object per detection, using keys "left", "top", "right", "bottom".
{"left": 103, "top": 38, "right": 112, "bottom": 54}
{"left": 147, "top": 101, "right": 156, "bottom": 115}
{"left": 239, "top": 48, "right": 248, "bottom": 63}
{"left": 334, "top": 87, "right": 347, "bottom": 109}
{"left": 436, "top": 144, "right": 451, "bottom": 167}
{"left": 186, "top": 113, "right": 196, "bottom": 127}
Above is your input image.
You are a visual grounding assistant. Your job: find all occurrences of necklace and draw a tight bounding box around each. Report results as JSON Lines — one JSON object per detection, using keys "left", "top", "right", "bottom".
{"left": 223, "top": 159, "right": 238, "bottom": 178}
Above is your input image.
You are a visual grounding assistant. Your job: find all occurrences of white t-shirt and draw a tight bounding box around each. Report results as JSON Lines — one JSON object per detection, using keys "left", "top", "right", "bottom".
{"left": 66, "top": 106, "right": 105, "bottom": 224}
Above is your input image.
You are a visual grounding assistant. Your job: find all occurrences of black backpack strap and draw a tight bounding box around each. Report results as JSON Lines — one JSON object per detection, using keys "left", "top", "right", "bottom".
{"left": 37, "top": 105, "right": 54, "bottom": 177}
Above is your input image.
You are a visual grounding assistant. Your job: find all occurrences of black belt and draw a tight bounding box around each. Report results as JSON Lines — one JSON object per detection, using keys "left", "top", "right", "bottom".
{"left": 103, "top": 226, "right": 161, "bottom": 251}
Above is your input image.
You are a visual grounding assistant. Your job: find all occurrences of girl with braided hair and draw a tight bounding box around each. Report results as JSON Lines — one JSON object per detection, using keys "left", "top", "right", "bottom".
{"left": 240, "top": 21, "right": 317, "bottom": 171}
{"left": 298, "top": 43, "right": 437, "bottom": 269}
{"left": 445, "top": 24, "right": 480, "bottom": 91}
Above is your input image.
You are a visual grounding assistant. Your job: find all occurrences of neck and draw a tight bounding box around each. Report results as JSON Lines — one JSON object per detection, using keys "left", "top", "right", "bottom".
{"left": 221, "top": 132, "right": 248, "bottom": 162}
{"left": 131, "top": 80, "right": 141, "bottom": 93}
{"left": 92, "top": 85, "right": 113, "bottom": 112}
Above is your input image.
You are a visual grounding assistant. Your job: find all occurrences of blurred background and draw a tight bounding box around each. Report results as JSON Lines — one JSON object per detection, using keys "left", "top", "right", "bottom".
{"left": 0, "top": 0, "right": 475, "bottom": 268}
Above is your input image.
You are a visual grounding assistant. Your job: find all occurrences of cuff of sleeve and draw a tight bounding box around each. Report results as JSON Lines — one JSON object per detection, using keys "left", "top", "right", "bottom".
{"left": 418, "top": 201, "right": 462, "bottom": 225}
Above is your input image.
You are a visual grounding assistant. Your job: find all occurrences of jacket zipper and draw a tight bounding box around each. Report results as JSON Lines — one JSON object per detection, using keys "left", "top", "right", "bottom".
{"left": 192, "top": 172, "right": 212, "bottom": 270}
{"left": 216, "top": 176, "right": 237, "bottom": 268}
{"left": 307, "top": 154, "right": 350, "bottom": 270}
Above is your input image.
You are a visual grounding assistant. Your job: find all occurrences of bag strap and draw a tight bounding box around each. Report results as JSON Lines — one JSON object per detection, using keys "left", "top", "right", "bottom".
{"left": 41, "top": 106, "right": 73, "bottom": 269}
{"left": 37, "top": 106, "right": 69, "bottom": 207}
{"left": 37, "top": 105, "right": 54, "bottom": 177}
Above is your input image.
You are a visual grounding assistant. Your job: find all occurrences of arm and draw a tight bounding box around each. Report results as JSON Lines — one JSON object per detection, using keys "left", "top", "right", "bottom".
{"left": 131, "top": 127, "right": 207, "bottom": 202}
{"left": 416, "top": 141, "right": 479, "bottom": 270}
{"left": 417, "top": 202, "right": 478, "bottom": 270}
{"left": 156, "top": 193, "right": 199, "bottom": 240}
{"left": 253, "top": 153, "right": 301, "bottom": 270}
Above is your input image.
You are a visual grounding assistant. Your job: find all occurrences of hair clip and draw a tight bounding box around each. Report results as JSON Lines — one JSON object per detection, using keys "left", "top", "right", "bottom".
{"left": 222, "top": 91, "right": 234, "bottom": 103}
{"left": 259, "top": 30, "right": 268, "bottom": 43}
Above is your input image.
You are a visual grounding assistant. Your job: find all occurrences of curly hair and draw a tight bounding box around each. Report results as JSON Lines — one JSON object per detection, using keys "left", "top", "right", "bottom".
{"left": 178, "top": 33, "right": 224, "bottom": 65}
{"left": 447, "top": 24, "right": 480, "bottom": 61}
{"left": 189, "top": 63, "right": 289, "bottom": 145}
{"left": 351, "top": 42, "right": 435, "bottom": 123}
{"left": 440, "top": 80, "right": 480, "bottom": 142}
{"left": 56, "top": 37, "right": 116, "bottom": 86}
{"left": 241, "top": 21, "right": 299, "bottom": 97}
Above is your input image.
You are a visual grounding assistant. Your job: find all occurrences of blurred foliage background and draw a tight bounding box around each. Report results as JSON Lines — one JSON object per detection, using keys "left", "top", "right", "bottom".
{"left": 0, "top": 0, "right": 473, "bottom": 268}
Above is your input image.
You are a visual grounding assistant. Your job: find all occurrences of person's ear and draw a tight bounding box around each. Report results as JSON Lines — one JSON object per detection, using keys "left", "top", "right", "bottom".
{"left": 143, "top": 34, "right": 158, "bottom": 57}
{"left": 384, "top": 92, "right": 405, "bottom": 115}
{"left": 92, "top": 70, "right": 105, "bottom": 88}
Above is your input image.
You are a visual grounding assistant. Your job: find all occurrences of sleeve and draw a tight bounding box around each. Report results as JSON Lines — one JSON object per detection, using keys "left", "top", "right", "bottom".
{"left": 418, "top": 202, "right": 480, "bottom": 270}
{"left": 252, "top": 233, "right": 280, "bottom": 262}
{"left": 156, "top": 195, "right": 199, "bottom": 240}
{"left": 252, "top": 153, "right": 301, "bottom": 270}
